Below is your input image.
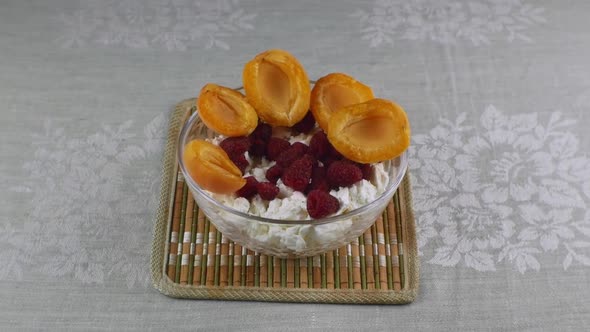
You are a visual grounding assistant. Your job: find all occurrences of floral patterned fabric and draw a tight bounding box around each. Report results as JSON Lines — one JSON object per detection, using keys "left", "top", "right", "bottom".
{"left": 413, "top": 107, "right": 590, "bottom": 273}
{"left": 1, "top": 0, "right": 589, "bottom": 330}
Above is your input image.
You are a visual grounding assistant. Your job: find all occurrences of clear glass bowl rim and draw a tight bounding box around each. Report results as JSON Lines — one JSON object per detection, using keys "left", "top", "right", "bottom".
{"left": 177, "top": 88, "right": 408, "bottom": 225}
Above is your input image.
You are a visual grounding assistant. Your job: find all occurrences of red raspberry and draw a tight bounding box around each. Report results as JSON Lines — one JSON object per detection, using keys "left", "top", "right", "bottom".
{"left": 321, "top": 157, "right": 339, "bottom": 169}
{"left": 307, "top": 165, "right": 329, "bottom": 193}
{"left": 327, "top": 160, "right": 363, "bottom": 188}
{"left": 275, "top": 151, "right": 298, "bottom": 168}
{"left": 275, "top": 142, "right": 308, "bottom": 167}
{"left": 235, "top": 176, "right": 258, "bottom": 199}
{"left": 292, "top": 111, "right": 316, "bottom": 134}
{"left": 248, "top": 123, "right": 272, "bottom": 157}
{"left": 257, "top": 182, "right": 280, "bottom": 200}
{"left": 219, "top": 137, "right": 251, "bottom": 156}
{"left": 307, "top": 190, "right": 340, "bottom": 219}
{"left": 292, "top": 142, "right": 309, "bottom": 155}
{"left": 266, "top": 137, "right": 291, "bottom": 161}
{"left": 229, "top": 154, "right": 249, "bottom": 174}
{"left": 249, "top": 139, "right": 266, "bottom": 157}
{"left": 340, "top": 159, "right": 373, "bottom": 181}
{"left": 328, "top": 145, "right": 343, "bottom": 160}
{"left": 322, "top": 148, "right": 343, "bottom": 170}
{"left": 311, "top": 164, "right": 325, "bottom": 181}
{"left": 359, "top": 163, "right": 373, "bottom": 181}
{"left": 281, "top": 155, "right": 314, "bottom": 192}
{"left": 250, "top": 122, "right": 272, "bottom": 141}
{"left": 309, "top": 131, "right": 330, "bottom": 159}
{"left": 265, "top": 164, "right": 283, "bottom": 184}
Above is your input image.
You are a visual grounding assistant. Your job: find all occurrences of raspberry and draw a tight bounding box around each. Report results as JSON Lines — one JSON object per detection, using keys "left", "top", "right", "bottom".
{"left": 309, "top": 131, "right": 330, "bottom": 159}
{"left": 327, "top": 160, "right": 363, "bottom": 188}
{"left": 249, "top": 139, "right": 266, "bottom": 157}
{"left": 275, "top": 151, "right": 298, "bottom": 168}
{"left": 307, "top": 190, "right": 340, "bottom": 219}
{"left": 340, "top": 159, "right": 373, "bottom": 181}
{"left": 250, "top": 122, "right": 272, "bottom": 141}
{"left": 321, "top": 157, "right": 338, "bottom": 169}
{"left": 328, "top": 145, "right": 343, "bottom": 160}
{"left": 307, "top": 165, "right": 329, "bottom": 193}
{"left": 281, "top": 155, "right": 314, "bottom": 192}
{"left": 248, "top": 123, "right": 272, "bottom": 157}
{"left": 265, "top": 164, "right": 283, "bottom": 184}
{"left": 229, "top": 154, "right": 249, "bottom": 174}
{"left": 219, "top": 137, "right": 251, "bottom": 173}
{"left": 275, "top": 142, "right": 308, "bottom": 167}
{"left": 257, "top": 182, "right": 280, "bottom": 200}
{"left": 359, "top": 163, "right": 373, "bottom": 181}
{"left": 311, "top": 164, "right": 325, "bottom": 181}
{"left": 292, "top": 111, "right": 316, "bottom": 134}
{"left": 292, "top": 142, "right": 309, "bottom": 155}
{"left": 235, "top": 176, "right": 258, "bottom": 199}
{"left": 219, "top": 137, "right": 251, "bottom": 157}
{"left": 266, "top": 137, "right": 291, "bottom": 161}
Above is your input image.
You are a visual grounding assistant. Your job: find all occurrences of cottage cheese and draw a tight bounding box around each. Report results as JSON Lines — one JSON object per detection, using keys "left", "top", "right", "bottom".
{"left": 206, "top": 131, "right": 390, "bottom": 254}
{"left": 211, "top": 163, "right": 388, "bottom": 220}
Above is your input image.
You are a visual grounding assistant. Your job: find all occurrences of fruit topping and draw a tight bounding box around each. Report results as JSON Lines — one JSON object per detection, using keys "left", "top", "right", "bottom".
{"left": 189, "top": 49, "right": 411, "bottom": 221}
{"left": 359, "top": 163, "right": 373, "bottom": 181}
{"left": 265, "top": 164, "right": 283, "bottom": 184}
{"left": 236, "top": 176, "right": 259, "bottom": 199}
{"left": 281, "top": 154, "right": 314, "bottom": 192}
{"left": 266, "top": 137, "right": 291, "bottom": 161}
{"left": 307, "top": 165, "right": 329, "bottom": 193}
{"left": 292, "top": 111, "right": 316, "bottom": 134}
{"left": 219, "top": 137, "right": 251, "bottom": 156}
{"left": 308, "top": 131, "right": 330, "bottom": 160}
{"left": 291, "top": 142, "right": 309, "bottom": 156}
{"left": 327, "top": 98, "right": 410, "bottom": 163}
{"left": 306, "top": 190, "right": 340, "bottom": 219}
{"left": 326, "top": 160, "right": 363, "bottom": 188}
{"left": 219, "top": 137, "right": 251, "bottom": 173}
{"left": 310, "top": 73, "right": 374, "bottom": 132}
{"left": 248, "top": 122, "right": 272, "bottom": 157}
{"left": 183, "top": 139, "right": 246, "bottom": 194}
{"left": 257, "top": 182, "right": 280, "bottom": 200}
{"left": 243, "top": 49, "right": 311, "bottom": 126}
{"left": 230, "top": 154, "right": 249, "bottom": 174}
{"left": 275, "top": 141, "right": 308, "bottom": 167}
{"left": 197, "top": 84, "right": 258, "bottom": 137}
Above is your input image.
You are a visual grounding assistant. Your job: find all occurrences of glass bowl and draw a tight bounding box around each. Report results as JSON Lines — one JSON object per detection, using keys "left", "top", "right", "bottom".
{"left": 177, "top": 101, "right": 408, "bottom": 258}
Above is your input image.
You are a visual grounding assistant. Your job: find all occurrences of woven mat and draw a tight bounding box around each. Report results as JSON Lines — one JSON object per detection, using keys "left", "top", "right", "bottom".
{"left": 150, "top": 99, "right": 419, "bottom": 304}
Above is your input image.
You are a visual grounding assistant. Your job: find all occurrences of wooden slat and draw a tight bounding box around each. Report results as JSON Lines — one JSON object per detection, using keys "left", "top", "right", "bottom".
{"left": 375, "top": 215, "right": 388, "bottom": 290}
{"left": 180, "top": 192, "right": 194, "bottom": 284}
{"left": 387, "top": 202, "right": 402, "bottom": 291}
{"left": 233, "top": 243, "right": 242, "bottom": 287}
{"left": 166, "top": 175, "right": 184, "bottom": 280}
{"left": 363, "top": 228, "right": 375, "bottom": 290}
{"left": 351, "top": 238, "right": 361, "bottom": 289}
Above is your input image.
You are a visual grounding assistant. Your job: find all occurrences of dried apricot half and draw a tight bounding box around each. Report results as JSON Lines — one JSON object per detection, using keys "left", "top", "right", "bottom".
{"left": 183, "top": 139, "right": 247, "bottom": 194}
{"left": 310, "top": 73, "right": 374, "bottom": 132}
{"left": 197, "top": 84, "right": 258, "bottom": 137}
{"left": 327, "top": 98, "right": 410, "bottom": 163}
{"left": 243, "top": 49, "right": 310, "bottom": 127}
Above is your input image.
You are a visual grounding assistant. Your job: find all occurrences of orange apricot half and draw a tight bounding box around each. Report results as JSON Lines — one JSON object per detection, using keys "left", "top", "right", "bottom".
{"left": 243, "top": 49, "right": 310, "bottom": 126}
{"left": 327, "top": 98, "right": 410, "bottom": 163}
{"left": 183, "top": 139, "right": 246, "bottom": 194}
{"left": 197, "top": 83, "right": 258, "bottom": 137}
{"left": 310, "top": 73, "right": 374, "bottom": 132}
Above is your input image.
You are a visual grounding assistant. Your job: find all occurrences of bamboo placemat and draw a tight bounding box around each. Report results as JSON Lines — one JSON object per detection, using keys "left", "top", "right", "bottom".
{"left": 150, "top": 99, "right": 419, "bottom": 304}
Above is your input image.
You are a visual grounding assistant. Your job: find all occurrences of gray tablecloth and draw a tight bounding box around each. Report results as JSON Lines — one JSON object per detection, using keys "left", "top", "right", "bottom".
{"left": 2, "top": 0, "right": 590, "bottom": 330}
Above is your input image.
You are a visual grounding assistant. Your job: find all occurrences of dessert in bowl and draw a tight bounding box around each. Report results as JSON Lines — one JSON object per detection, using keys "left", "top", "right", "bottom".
{"left": 178, "top": 49, "right": 410, "bottom": 258}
